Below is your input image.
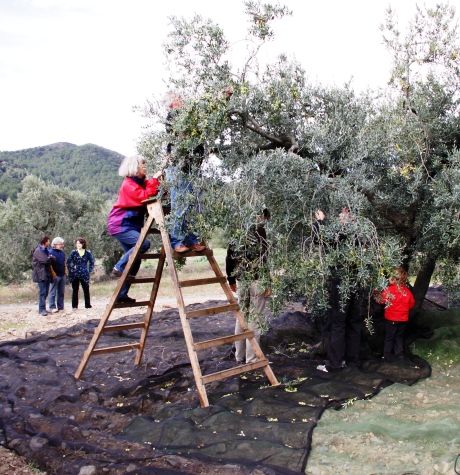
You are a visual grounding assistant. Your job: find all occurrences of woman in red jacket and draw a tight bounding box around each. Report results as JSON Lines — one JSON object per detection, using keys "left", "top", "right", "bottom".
{"left": 108, "top": 155, "right": 160, "bottom": 303}
{"left": 379, "top": 267, "right": 415, "bottom": 360}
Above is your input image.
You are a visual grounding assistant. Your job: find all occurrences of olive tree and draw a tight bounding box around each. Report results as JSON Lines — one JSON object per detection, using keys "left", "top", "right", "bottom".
{"left": 138, "top": 1, "right": 460, "bottom": 315}
{"left": 0, "top": 175, "right": 112, "bottom": 283}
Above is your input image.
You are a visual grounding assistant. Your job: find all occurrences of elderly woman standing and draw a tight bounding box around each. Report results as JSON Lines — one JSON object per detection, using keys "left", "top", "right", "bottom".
{"left": 48, "top": 236, "right": 66, "bottom": 313}
{"left": 108, "top": 155, "right": 160, "bottom": 303}
{"left": 66, "top": 237, "right": 95, "bottom": 310}
{"left": 32, "top": 235, "right": 56, "bottom": 316}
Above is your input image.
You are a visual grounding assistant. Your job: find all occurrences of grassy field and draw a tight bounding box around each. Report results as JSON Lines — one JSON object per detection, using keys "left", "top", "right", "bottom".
{"left": 0, "top": 248, "right": 228, "bottom": 306}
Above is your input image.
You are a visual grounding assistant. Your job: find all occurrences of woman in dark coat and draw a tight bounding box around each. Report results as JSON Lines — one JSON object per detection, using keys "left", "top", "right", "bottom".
{"left": 66, "top": 237, "right": 95, "bottom": 310}
{"left": 32, "top": 235, "right": 56, "bottom": 316}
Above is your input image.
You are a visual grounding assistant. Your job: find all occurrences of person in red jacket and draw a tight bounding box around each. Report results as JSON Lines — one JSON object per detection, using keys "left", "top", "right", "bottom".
{"left": 378, "top": 267, "right": 415, "bottom": 360}
{"left": 108, "top": 155, "right": 160, "bottom": 303}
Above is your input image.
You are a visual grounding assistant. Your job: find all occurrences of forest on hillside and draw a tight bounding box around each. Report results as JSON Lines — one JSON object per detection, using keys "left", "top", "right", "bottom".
{"left": 0, "top": 142, "right": 124, "bottom": 201}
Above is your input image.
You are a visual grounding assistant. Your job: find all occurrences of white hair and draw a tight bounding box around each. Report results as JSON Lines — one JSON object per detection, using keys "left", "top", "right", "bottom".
{"left": 118, "top": 155, "right": 145, "bottom": 177}
{"left": 51, "top": 236, "right": 64, "bottom": 247}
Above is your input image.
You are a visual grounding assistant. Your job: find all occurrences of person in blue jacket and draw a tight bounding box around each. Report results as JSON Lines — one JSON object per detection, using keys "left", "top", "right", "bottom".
{"left": 48, "top": 236, "right": 66, "bottom": 313}
{"left": 66, "top": 237, "right": 95, "bottom": 310}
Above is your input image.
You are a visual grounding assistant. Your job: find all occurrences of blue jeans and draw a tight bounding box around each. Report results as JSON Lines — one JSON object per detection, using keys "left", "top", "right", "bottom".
{"left": 38, "top": 280, "right": 50, "bottom": 313}
{"left": 166, "top": 167, "right": 200, "bottom": 249}
{"left": 113, "top": 230, "right": 150, "bottom": 298}
{"left": 48, "top": 275, "right": 66, "bottom": 310}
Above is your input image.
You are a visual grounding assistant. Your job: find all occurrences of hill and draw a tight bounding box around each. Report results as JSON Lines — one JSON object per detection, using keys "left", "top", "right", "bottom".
{"left": 0, "top": 142, "right": 124, "bottom": 201}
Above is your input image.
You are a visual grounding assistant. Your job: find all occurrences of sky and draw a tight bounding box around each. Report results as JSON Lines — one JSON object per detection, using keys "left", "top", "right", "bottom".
{"left": 0, "top": 0, "right": 452, "bottom": 156}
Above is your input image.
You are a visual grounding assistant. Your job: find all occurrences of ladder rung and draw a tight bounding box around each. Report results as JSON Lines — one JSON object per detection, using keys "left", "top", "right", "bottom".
{"left": 193, "top": 331, "right": 254, "bottom": 351}
{"left": 126, "top": 277, "right": 158, "bottom": 284}
{"left": 186, "top": 303, "right": 240, "bottom": 319}
{"left": 180, "top": 276, "right": 226, "bottom": 288}
{"left": 92, "top": 343, "right": 141, "bottom": 355}
{"left": 101, "top": 322, "right": 145, "bottom": 333}
{"left": 141, "top": 197, "right": 158, "bottom": 205}
{"left": 113, "top": 300, "right": 151, "bottom": 309}
{"left": 138, "top": 253, "right": 162, "bottom": 259}
{"left": 172, "top": 249, "right": 214, "bottom": 259}
{"left": 201, "top": 359, "right": 270, "bottom": 384}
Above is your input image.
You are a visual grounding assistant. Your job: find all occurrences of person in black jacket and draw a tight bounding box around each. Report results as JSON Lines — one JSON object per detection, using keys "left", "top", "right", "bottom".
{"left": 314, "top": 208, "right": 364, "bottom": 373}
{"left": 32, "top": 235, "right": 56, "bottom": 316}
{"left": 226, "top": 209, "right": 271, "bottom": 364}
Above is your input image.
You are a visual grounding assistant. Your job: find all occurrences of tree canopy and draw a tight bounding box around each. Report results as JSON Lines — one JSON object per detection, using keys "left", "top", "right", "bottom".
{"left": 138, "top": 1, "right": 460, "bottom": 317}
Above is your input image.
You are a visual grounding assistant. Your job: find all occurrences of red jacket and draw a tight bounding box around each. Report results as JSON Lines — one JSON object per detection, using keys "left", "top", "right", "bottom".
{"left": 107, "top": 177, "right": 159, "bottom": 235}
{"left": 382, "top": 283, "right": 415, "bottom": 322}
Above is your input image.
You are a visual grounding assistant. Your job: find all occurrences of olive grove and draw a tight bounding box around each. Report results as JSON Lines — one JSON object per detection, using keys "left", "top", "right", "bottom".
{"left": 139, "top": 1, "right": 460, "bottom": 317}
{"left": 0, "top": 175, "right": 121, "bottom": 282}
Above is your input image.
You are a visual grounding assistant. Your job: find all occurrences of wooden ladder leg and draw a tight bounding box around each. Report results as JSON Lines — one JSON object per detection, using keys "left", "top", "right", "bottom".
{"left": 75, "top": 305, "right": 115, "bottom": 378}
{"left": 207, "top": 252, "right": 279, "bottom": 387}
{"left": 150, "top": 202, "right": 210, "bottom": 407}
{"left": 134, "top": 245, "right": 166, "bottom": 365}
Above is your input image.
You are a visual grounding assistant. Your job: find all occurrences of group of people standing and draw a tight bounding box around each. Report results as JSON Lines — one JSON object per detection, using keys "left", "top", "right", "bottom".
{"left": 32, "top": 236, "right": 94, "bottom": 315}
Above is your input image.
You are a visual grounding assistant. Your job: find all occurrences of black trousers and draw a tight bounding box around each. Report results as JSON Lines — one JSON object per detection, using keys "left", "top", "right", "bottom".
{"left": 71, "top": 279, "right": 91, "bottom": 309}
{"left": 327, "top": 278, "right": 364, "bottom": 370}
{"left": 384, "top": 320, "right": 406, "bottom": 357}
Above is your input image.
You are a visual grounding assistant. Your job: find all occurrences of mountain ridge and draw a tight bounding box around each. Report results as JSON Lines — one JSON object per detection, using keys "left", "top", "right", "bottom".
{"left": 0, "top": 142, "right": 125, "bottom": 201}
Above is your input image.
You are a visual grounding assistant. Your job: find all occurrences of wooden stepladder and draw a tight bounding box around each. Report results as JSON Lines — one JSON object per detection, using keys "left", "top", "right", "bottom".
{"left": 75, "top": 198, "right": 279, "bottom": 407}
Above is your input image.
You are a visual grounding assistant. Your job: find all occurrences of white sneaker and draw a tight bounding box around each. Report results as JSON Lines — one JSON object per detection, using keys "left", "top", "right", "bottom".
{"left": 316, "top": 364, "right": 329, "bottom": 372}
{"left": 51, "top": 309, "right": 59, "bottom": 313}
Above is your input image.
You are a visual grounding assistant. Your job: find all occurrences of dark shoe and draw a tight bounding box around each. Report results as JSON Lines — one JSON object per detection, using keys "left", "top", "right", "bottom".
{"left": 85, "top": 305, "right": 92, "bottom": 309}
{"left": 116, "top": 296, "right": 136, "bottom": 303}
{"left": 189, "top": 244, "right": 206, "bottom": 252}
{"left": 39, "top": 311, "right": 48, "bottom": 316}
{"left": 174, "top": 245, "right": 190, "bottom": 253}
{"left": 110, "top": 268, "right": 123, "bottom": 278}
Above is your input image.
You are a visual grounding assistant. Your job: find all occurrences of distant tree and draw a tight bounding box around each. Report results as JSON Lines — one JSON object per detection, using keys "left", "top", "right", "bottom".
{"left": 138, "top": 1, "right": 460, "bottom": 315}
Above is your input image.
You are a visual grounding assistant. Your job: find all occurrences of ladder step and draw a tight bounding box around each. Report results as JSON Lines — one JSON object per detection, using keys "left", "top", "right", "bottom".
{"left": 201, "top": 359, "right": 270, "bottom": 384}
{"left": 193, "top": 331, "right": 254, "bottom": 351}
{"left": 186, "top": 303, "right": 240, "bottom": 319}
{"left": 101, "top": 322, "right": 145, "bottom": 333}
{"left": 180, "top": 276, "right": 226, "bottom": 288}
{"left": 92, "top": 343, "right": 141, "bottom": 355}
{"left": 126, "top": 277, "right": 158, "bottom": 284}
{"left": 138, "top": 253, "right": 162, "bottom": 259}
{"left": 172, "top": 249, "right": 213, "bottom": 259}
{"left": 113, "top": 300, "right": 151, "bottom": 309}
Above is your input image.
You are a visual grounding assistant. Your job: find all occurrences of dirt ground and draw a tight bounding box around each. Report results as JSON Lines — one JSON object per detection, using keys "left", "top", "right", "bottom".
{"left": 1, "top": 289, "right": 459, "bottom": 475}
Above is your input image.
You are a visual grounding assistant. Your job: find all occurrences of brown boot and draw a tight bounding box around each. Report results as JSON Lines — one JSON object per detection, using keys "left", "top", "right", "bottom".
{"left": 189, "top": 244, "right": 206, "bottom": 252}
{"left": 174, "top": 245, "right": 190, "bottom": 253}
